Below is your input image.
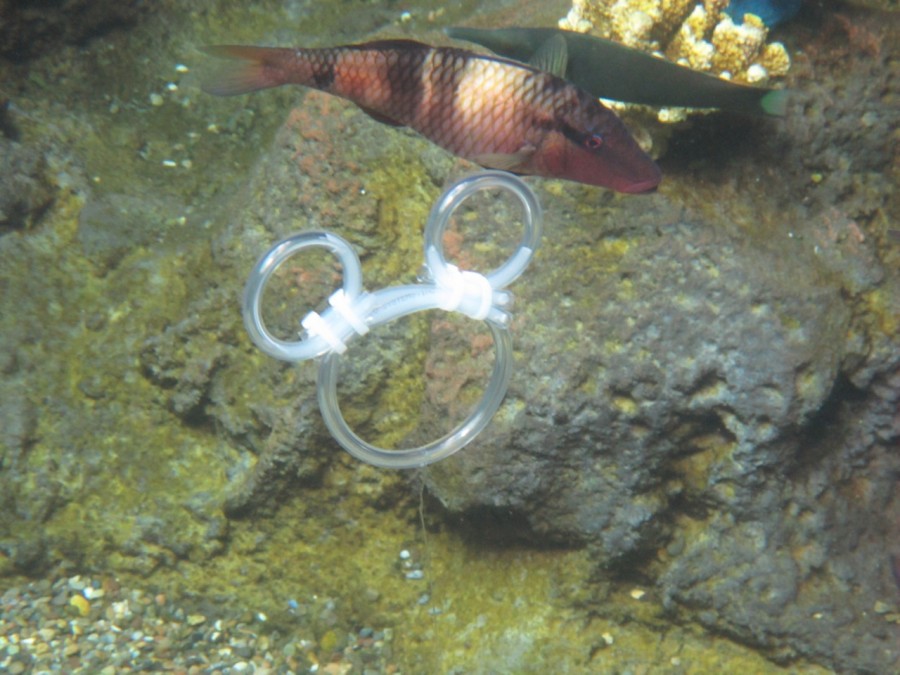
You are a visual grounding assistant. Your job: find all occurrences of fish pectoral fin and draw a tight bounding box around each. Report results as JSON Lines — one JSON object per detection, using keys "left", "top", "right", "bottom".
{"left": 472, "top": 146, "right": 536, "bottom": 172}
{"left": 529, "top": 34, "right": 568, "bottom": 78}
{"left": 359, "top": 105, "right": 405, "bottom": 127}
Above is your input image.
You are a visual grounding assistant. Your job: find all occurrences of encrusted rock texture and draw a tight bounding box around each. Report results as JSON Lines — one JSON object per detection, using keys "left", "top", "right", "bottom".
{"left": 0, "top": 0, "right": 152, "bottom": 62}
{"left": 0, "top": 0, "right": 897, "bottom": 671}
{"left": 214, "top": 11, "right": 898, "bottom": 672}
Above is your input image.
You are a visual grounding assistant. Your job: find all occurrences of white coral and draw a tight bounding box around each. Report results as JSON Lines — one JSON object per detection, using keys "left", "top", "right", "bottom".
{"left": 559, "top": 0, "right": 791, "bottom": 84}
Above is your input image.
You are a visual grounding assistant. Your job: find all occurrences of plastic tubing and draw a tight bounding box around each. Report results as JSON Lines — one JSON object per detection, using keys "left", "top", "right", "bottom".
{"left": 316, "top": 325, "right": 513, "bottom": 468}
{"left": 241, "top": 171, "right": 542, "bottom": 468}
{"left": 242, "top": 231, "right": 368, "bottom": 362}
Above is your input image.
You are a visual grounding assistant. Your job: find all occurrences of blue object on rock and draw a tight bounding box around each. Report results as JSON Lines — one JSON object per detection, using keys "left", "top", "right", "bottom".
{"left": 725, "top": 0, "right": 803, "bottom": 27}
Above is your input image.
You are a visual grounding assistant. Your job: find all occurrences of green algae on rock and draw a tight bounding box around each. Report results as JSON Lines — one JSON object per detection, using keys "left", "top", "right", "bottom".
{"left": 1, "top": 0, "right": 898, "bottom": 673}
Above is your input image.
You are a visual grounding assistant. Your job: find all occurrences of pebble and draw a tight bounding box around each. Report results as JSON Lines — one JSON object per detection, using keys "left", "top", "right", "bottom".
{"left": 83, "top": 586, "right": 104, "bottom": 600}
{"left": 0, "top": 574, "right": 397, "bottom": 673}
{"left": 187, "top": 613, "right": 207, "bottom": 626}
{"left": 69, "top": 594, "right": 91, "bottom": 616}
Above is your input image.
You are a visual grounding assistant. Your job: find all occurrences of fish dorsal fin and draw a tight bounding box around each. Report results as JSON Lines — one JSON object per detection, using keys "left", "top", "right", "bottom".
{"left": 359, "top": 105, "right": 405, "bottom": 127}
{"left": 529, "top": 34, "right": 568, "bottom": 78}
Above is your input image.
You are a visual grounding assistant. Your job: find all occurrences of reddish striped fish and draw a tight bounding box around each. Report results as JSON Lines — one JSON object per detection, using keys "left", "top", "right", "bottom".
{"left": 203, "top": 40, "right": 661, "bottom": 194}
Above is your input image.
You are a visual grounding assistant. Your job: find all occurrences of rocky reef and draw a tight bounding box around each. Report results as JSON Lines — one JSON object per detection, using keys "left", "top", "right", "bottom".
{"left": 0, "top": 0, "right": 898, "bottom": 672}
{"left": 0, "top": 0, "right": 151, "bottom": 62}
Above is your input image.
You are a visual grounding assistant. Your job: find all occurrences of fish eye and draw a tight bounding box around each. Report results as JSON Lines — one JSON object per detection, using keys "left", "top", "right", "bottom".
{"left": 561, "top": 124, "right": 605, "bottom": 152}
{"left": 584, "top": 134, "right": 603, "bottom": 150}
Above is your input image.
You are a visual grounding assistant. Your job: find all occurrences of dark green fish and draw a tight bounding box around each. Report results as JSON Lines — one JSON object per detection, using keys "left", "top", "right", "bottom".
{"left": 446, "top": 26, "right": 788, "bottom": 116}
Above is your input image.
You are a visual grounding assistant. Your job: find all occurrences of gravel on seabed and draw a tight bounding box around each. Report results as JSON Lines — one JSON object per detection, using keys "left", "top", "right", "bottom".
{"left": 0, "top": 574, "right": 397, "bottom": 674}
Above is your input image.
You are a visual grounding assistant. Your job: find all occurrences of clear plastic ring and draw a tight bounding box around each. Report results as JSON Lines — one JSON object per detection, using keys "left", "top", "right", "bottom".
{"left": 241, "top": 171, "right": 542, "bottom": 468}
{"left": 242, "top": 231, "right": 363, "bottom": 362}
{"left": 316, "top": 323, "right": 513, "bottom": 468}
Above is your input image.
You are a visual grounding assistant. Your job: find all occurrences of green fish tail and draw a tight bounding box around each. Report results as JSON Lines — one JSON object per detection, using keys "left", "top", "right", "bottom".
{"left": 761, "top": 90, "right": 789, "bottom": 116}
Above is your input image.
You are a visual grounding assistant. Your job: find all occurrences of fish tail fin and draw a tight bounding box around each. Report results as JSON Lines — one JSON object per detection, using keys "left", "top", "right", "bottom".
{"left": 760, "top": 89, "right": 789, "bottom": 116}
{"left": 202, "top": 45, "right": 297, "bottom": 96}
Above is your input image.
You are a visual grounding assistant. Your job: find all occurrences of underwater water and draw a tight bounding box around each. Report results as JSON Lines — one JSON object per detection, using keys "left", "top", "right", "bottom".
{"left": 0, "top": 0, "right": 898, "bottom": 672}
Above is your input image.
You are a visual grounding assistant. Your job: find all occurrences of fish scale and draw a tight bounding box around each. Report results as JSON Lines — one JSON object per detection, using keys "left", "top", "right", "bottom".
{"left": 431, "top": 56, "right": 538, "bottom": 158}
{"left": 203, "top": 39, "right": 661, "bottom": 193}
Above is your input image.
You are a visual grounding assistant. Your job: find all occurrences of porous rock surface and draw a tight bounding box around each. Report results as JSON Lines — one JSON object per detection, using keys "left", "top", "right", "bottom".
{"left": 0, "top": 0, "right": 151, "bottom": 62}
{"left": 420, "top": 9, "right": 900, "bottom": 669}
{"left": 168, "top": 8, "right": 898, "bottom": 669}
{"left": 3, "top": 2, "right": 893, "bottom": 671}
